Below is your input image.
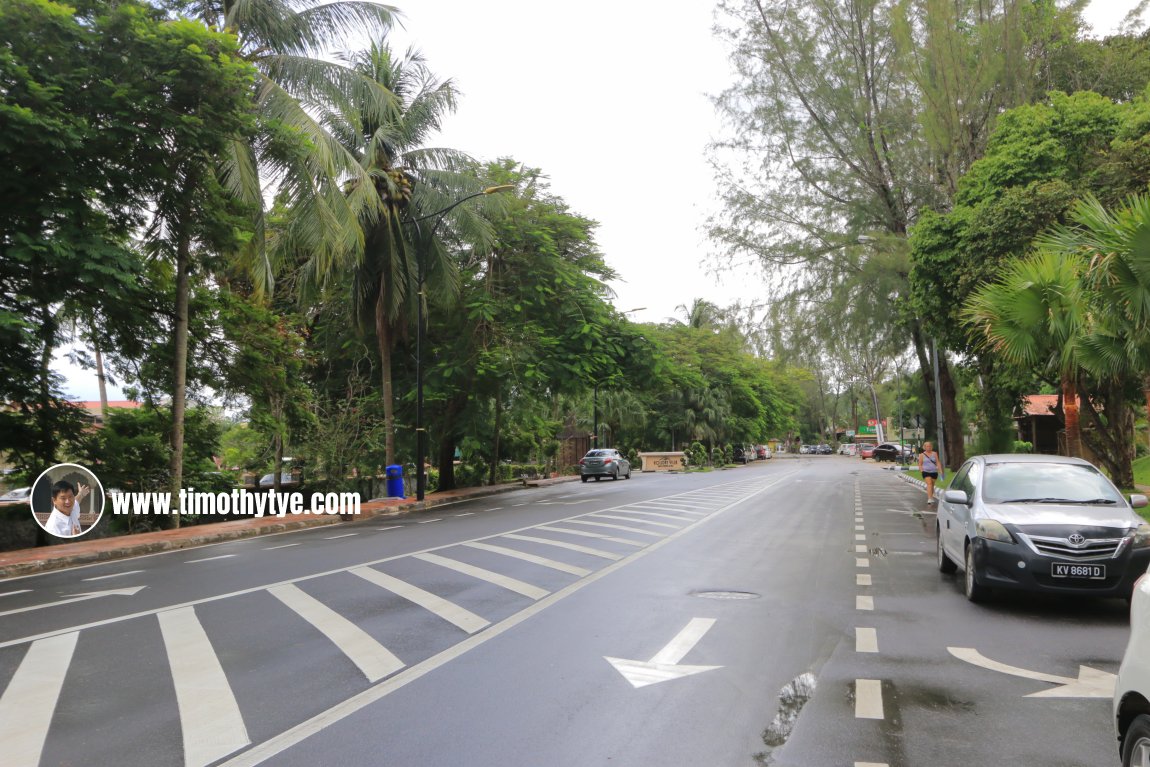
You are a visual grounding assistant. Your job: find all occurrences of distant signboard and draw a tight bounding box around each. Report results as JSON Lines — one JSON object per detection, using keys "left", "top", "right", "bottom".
{"left": 858, "top": 425, "right": 876, "bottom": 435}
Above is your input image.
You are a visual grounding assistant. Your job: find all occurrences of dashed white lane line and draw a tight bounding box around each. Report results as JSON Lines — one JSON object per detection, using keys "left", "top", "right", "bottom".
{"left": 855, "top": 628, "right": 879, "bottom": 653}
{"left": 855, "top": 534, "right": 866, "bottom": 541}
{"left": 856, "top": 595, "right": 874, "bottom": 611}
{"left": 0, "top": 589, "right": 31, "bottom": 598}
{"left": 484, "top": 507, "right": 504, "bottom": 512}
{"left": 416, "top": 519, "right": 441, "bottom": 524}
{"left": 455, "top": 512, "right": 475, "bottom": 517}
{"left": 264, "top": 543, "right": 301, "bottom": 550}
{"left": 857, "top": 574, "right": 872, "bottom": 586}
{"left": 856, "top": 558, "right": 869, "bottom": 568}
{"left": 324, "top": 533, "right": 357, "bottom": 540}
{"left": 185, "top": 554, "right": 236, "bottom": 564}
{"left": 855, "top": 544, "right": 868, "bottom": 553}
{"left": 856, "top": 763, "right": 890, "bottom": 767}
{"left": 82, "top": 570, "right": 143, "bottom": 581}
{"left": 855, "top": 525, "right": 864, "bottom": 531}
{"left": 855, "top": 679, "right": 884, "bottom": 719}
{"left": 375, "top": 526, "right": 402, "bottom": 532}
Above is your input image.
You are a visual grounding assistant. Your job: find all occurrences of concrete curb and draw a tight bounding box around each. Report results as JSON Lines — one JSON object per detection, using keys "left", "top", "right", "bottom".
{"left": 0, "top": 476, "right": 581, "bottom": 579}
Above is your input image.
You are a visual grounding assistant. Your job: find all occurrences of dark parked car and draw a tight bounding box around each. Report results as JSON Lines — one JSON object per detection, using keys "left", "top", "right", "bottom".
{"left": 872, "top": 443, "right": 913, "bottom": 463}
{"left": 733, "top": 445, "right": 748, "bottom": 464}
{"left": 816, "top": 444, "right": 833, "bottom": 455}
{"left": 936, "top": 454, "right": 1150, "bottom": 602}
{"left": 579, "top": 449, "right": 632, "bottom": 482}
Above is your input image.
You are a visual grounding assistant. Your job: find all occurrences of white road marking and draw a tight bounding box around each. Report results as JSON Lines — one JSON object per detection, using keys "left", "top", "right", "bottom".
{"left": 375, "top": 526, "right": 402, "bottom": 532}
{"left": 0, "top": 586, "right": 146, "bottom": 618}
{"left": 856, "top": 544, "right": 868, "bottom": 553}
{"left": 856, "top": 628, "right": 879, "bottom": 653}
{"left": 324, "top": 533, "right": 357, "bottom": 540}
{"left": 415, "top": 519, "right": 441, "bottom": 525}
{"left": 185, "top": 554, "right": 236, "bottom": 564}
{"left": 0, "top": 589, "right": 31, "bottom": 598}
{"left": 0, "top": 632, "right": 78, "bottom": 767}
{"left": 534, "top": 526, "right": 646, "bottom": 547}
{"left": 591, "top": 514, "right": 680, "bottom": 529}
{"left": 484, "top": 507, "right": 503, "bottom": 512}
{"left": 513, "top": 503, "right": 528, "bottom": 507}
{"left": 613, "top": 509, "right": 695, "bottom": 522}
{"left": 855, "top": 534, "right": 866, "bottom": 541}
{"left": 857, "top": 595, "right": 874, "bottom": 611}
{"left": 856, "top": 762, "right": 890, "bottom": 766}
{"left": 264, "top": 543, "right": 300, "bottom": 550}
{"left": 605, "top": 618, "right": 722, "bottom": 688}
{"left": 82, "top": 570, "right": 143, "bottom": 582}
{"left": 856, "top": 558, "right": 869, "bottom": 568}
{"left": 454, "top": 513, "right": 475, "bottom": 517}
{"left": 414, "top": 553, "right": 550, "bottom": 600}
{"left": 628, "top": 503, "right": 704, "bottom": 516}
{"left": 350, "top": 566, "right": 488, "bottom": 634}
{"left": 268, "top": 584, "right": 403, "bottom": 681}
{"left": 502, "top": 533, "right": 623, "bottom": 560}
{"left": 855, "top": 525, "right": 864, "bottom": 531}
{"left": 158, "top": 607, "right": 250, "bottom": 767}
{"left": 857, "top": 574, "right": 872, "bottom": 586}
{"left": 855, "top": 679, "right": 884, "bottom": 719}
{"left": 565, "top": 519, "right": 664, "bottom": 537}
{"left": 463, "top": 542, "right": 591, "bottom": 576}
{"left": 947, "top": 647, "right": 1117, "bottom": 697}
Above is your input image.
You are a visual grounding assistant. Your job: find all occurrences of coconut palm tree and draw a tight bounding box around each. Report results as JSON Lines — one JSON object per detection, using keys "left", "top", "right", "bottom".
{"left": 328, "top": 42, "right": 497, "bottom": 464}
{"left": 963, "top": 249, "right": 1087, "bottom": 457}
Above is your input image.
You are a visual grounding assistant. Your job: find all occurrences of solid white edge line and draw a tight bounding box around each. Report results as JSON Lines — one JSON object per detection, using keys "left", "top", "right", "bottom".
{"left": 215, "top": 471, "right": 798, "bottom": 767}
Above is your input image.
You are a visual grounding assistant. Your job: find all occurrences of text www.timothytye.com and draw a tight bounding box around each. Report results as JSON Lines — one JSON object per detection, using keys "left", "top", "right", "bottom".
{"left": 109, "top": 489, "right": 361, "bottom": 518}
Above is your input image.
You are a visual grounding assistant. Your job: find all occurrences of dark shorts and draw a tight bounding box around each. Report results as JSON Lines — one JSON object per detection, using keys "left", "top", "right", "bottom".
{"left": 922, "top": 471, "right": 939, "bottom": 479}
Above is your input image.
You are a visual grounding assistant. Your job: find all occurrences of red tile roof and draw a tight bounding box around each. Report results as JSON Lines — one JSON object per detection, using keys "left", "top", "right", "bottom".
{"left": 1020, "top": 394, "right": 1059, "bottom": 417}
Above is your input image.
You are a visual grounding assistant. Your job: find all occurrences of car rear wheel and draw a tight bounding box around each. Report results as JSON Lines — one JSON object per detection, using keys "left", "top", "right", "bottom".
{"left": 594, "top": 476, "right": 601, "bottom": 481}
{"left": 612, "top": 469, "right": 619, "bottom": 481}
{"left": 581, "top": 476, "right": 588, "bottom": 483}
{"left": 1122, "top": 714, "right": 1150, "bottom": 767}
{"left": 964, "top": 544, "right": 990, "bottom": 603}
{"left": 937, "top": 525, "right": 957, "bottom": 574}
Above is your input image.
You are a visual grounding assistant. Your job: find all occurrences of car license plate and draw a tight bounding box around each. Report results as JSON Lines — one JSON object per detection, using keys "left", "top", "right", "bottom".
{"left": 1051, "top": 563, "right": 1106, "bottom": 579}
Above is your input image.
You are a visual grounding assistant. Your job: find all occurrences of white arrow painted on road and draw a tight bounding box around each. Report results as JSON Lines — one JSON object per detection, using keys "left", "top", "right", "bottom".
{"left": 948, "top": 646, "right": 1116, "bottom": 698}
{"left": 0, "top": 586, "right": 147, "bottom": 618}
{"left": 605, "top": 618, "right": 722, "bottom": 688}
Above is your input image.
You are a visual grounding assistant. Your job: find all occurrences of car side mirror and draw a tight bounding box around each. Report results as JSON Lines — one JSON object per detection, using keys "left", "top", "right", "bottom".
{"left": 1131, "top": 494, "right": 1148, "bottom": 509}
{"left": 942, "top": 489, "right": 970, "bottom": 506}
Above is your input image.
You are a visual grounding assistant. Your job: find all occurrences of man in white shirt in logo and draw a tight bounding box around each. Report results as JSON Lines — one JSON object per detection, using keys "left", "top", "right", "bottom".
{"left": 46, "top": 479, "right": 90, "bottom": 537}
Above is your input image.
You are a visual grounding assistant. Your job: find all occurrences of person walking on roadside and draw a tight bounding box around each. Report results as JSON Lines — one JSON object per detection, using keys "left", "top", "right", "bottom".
{"left": 918, "top": 442, "right": 940, "bottom": 505}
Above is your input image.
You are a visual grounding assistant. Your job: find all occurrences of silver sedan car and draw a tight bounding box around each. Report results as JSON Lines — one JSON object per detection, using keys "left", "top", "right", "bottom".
{"left": 578, "top": 449, "right": 632, "bottom": 482}
{"left": 935, "top": 454, "right": 1150, "bottom": 602}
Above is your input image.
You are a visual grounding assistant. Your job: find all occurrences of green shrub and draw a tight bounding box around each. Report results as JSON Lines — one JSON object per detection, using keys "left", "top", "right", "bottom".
{"left": 1012, "top": 440, "right": 1033, "bottom": 454}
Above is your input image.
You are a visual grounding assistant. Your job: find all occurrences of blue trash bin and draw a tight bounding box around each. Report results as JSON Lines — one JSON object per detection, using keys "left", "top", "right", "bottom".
{"left": 385, "top": 465, "right": 404, "bottom": 498}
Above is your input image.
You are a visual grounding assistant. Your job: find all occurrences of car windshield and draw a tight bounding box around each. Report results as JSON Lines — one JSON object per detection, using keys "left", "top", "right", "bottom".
{"left": 981, "top": 462, "right": 1125, "bottom": 505}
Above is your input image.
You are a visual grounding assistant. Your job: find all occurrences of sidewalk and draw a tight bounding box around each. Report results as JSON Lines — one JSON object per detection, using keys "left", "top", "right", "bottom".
{"left": 0, "top": 476, "right": 580, "bottom": 580}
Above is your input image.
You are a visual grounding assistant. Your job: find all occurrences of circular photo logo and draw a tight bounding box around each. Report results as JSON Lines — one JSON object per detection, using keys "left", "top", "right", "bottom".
{"left": 31, "top": 463, "right": 106, "bottom": 539}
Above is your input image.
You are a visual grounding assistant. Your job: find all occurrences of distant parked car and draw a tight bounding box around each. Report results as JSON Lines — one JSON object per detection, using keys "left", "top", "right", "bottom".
{"left": 872, "top": 443, "right": 913, "bottom": 463}
{"left": 859, "top": 444, "right": 877, "bottom": 460}
{"left": 936, "top": 454, "right": 1150, "bottom": 603}
{"left": 258, "top": 472, "right": 299, "bottom": 489}
{"left": 838, "top": 444, "right": 857, "bottom": 456}
{"left": 1116, "top": 565, "right": 1150, "bottom": 766}
{"left": 816, "top": 444, "right": 833, "bottom": 455}
{"left": 732, "top": 445, "right": 748, "bottom": 464}
{"left": 579, "top": 449, "right": 632, "bottom": 482}
{"left": 0, "top": 487, "right": 30, "bottom": 506}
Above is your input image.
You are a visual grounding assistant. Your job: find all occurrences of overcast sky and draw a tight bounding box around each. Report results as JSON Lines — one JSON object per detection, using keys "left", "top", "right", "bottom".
{"left": 59, "top": 0, "right": 1143, "bottom": 401}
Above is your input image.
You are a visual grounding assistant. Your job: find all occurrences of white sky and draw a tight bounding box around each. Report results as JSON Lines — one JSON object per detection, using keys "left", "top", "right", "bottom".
{"left": 59, "top": 0, "right": 1142, "bottom": 401}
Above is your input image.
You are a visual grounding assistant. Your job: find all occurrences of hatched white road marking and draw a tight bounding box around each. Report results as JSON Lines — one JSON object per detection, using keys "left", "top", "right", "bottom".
{"left": 564, "top": 519, "right": 664, "bottom": 537}
{"left": 268, "top": 584, "right": 403, "bottom": 682}
{"left": 0, "top": 631, "right": 78, "bottom": 767}
{"left": 612, "top": 509, "right": 696, "bottom": 522}
{"left": 414, "top": 553, "right": 550, "bottom": 600}
{"left": 501, "top": 533, "right": 623, "bottom": 560}
{"left": 159, "top": 607, "right": 250, "bottom": 767}
{"left": 591, "top": 514, "right": 680, "bottom": 529}
{"left": 463, "top": 542, "right": 591, "bottom": 576}
{"left": 534, "top": 526, "right": 646, "bottom": 547}
{"left": 350, "top": 567, "right": 488, "bottom": 634}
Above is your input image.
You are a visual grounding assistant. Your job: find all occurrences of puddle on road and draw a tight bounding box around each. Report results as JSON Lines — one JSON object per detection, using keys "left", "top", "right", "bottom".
{"left": 753, "top": 672, "right": 817, "bottom": 765}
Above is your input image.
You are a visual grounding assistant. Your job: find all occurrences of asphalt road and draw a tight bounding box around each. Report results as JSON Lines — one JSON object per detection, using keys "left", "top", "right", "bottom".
{"left": 0, "top": 458, "right": 1134, "bottom": 767}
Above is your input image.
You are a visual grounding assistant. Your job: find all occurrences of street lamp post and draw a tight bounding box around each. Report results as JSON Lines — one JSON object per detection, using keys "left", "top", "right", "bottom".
{"left": 411, "top": 184, "right": 514, "bottom": 502}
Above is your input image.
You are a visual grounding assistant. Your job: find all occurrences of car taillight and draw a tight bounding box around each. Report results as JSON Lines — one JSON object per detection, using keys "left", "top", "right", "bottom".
{"left": 604, "top": 458, "right": 614, "bottom": 464}
{"left": 578, "top": 459, "right": 585, "bottom": 465}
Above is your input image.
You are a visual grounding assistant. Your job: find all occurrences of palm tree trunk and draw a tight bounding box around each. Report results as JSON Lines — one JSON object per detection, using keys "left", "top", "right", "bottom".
{"left": 1062, "top": 373, "right": 1081, "bottom": 458}
{"left": 1144, "top": 378, "right": 1150, "bottom": 452}
{"left": 376, "top": 290, "right": 396, "bottom": 466}
{"left": 169, "top": 225, "right": 191, "bottom": 528}
{"left": 939, "top": 354, "right": 966, "bottom": 469}
{"left": 489, "top": 388, "right": 502, "bottom": 486}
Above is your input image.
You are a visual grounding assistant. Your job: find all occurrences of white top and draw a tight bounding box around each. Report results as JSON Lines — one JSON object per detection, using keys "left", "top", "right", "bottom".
{"left": 46, "top": 506, "right": 80, "bottom": 537}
